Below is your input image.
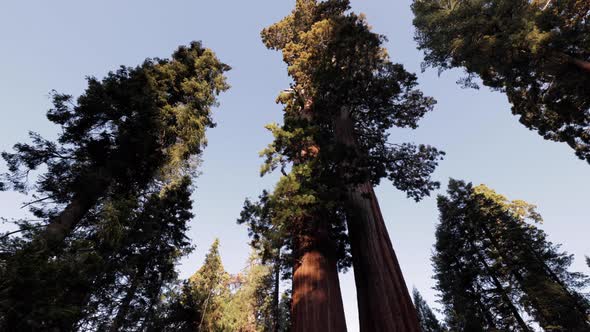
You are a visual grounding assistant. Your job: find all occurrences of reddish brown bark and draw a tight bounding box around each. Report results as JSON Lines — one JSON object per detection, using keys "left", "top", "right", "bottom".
{"left": 291, "top": 222, "right": 347, "bottom": 332}
{"left": 334, "top": 110, "right": 420, "bottom": 332}
{"left": 571, "top": 58, "right": 590, "bottom": 74}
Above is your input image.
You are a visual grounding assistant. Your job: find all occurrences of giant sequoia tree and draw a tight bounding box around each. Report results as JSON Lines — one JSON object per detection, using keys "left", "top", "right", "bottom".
{"left": 0, "top": 42, "right": 229, "bottom": 331}
{"left": 434, "top": 180, "right": 590, "bottom": 331}
{"left": 261, "top": 0, "right": 443, "bottom": 330}
{"left": 413, "top": 0, "right": 590, "bottom": 163}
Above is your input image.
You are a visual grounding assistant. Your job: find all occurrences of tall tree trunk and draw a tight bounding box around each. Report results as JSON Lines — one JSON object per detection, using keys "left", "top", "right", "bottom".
{"left": 291, "top": 220, "right": 347, "bottom": 332}
{"left": 333, "top": 110, "right": 420, "bottom": 332}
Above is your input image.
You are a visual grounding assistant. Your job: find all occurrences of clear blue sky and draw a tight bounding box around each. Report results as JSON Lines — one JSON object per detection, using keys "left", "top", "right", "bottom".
{"left": 1, "top": 1, "right": 588, "bottom": 330}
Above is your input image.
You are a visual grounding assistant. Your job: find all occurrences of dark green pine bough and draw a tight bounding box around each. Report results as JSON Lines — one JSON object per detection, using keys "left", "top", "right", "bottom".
{"left": 0, "top": 42, "right": 229, "bottom": 331}
{"left": 413, "top": 0, "right": 590, "bottom": 163}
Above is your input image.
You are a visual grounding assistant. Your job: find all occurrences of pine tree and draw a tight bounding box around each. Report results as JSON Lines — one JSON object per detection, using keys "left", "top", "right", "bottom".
{"left": 412, "top": 0, "right": 590, "bottom": 163}
{"left": 434, "top": 180, "right": 590, "bottom": 331}
{"left": 186, "top": 239, "right": 229, "bottom": 332}
{"left": 221, "top": 253, "right": 278, "bottom": 332}
{"left": 412, "top": 288, "right": 446, "bottom": 332}
{"left": 80, "top": 177, "right": 195, "bottom": 331}
{"left": 238, "top": 192, "right": 291, "bottom": 332}
{"left": 0, "top": 42, "right": 229, "bottom": 331}
{"left": 260, "top": 1, "right": 443, "bottom": 330}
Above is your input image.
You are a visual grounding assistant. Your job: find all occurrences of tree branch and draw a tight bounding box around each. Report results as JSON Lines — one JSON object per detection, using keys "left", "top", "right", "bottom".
{"left": 20, "top": 196, "right": 55, "bottom": 209}
{"left": 0, "top": 224, "right": 47, "bottom": 240}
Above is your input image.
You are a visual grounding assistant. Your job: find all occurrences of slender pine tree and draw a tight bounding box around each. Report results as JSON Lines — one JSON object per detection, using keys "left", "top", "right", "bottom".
{"left": 434, "top": 180, "right": 590, "bottom": 331}
{"left": 412, "top": 288, "right": 447, "bottom": 332}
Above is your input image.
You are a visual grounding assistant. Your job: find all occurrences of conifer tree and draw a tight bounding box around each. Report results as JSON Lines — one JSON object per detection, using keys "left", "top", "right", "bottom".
{"left": 221, "top": 253, "right": 278, "bottom": 332}
{"left": 0, "top": 42, "right": 229, "bottom": 331}
{"left": 413, "top": 0, "right": 590, "bottom": 163}
{"left": 434, "top": 179, "right": 590, "bottom": 331}
{"left": 81, "top": 177, "right": 195, "bottom": 332}
{"left": 186, "top": 239, "right": 229, "bottom": 332}
{"left": 2, "top": 42, "right": 228, "bottom": 251}
{"left": 412, "top": 288, "right": 447, "bottom": 332}
{"left": 260, "top": 1, "right": 443, "bottom": 330}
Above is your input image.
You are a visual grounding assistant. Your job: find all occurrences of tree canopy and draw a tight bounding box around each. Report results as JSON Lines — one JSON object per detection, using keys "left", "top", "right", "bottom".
{"left": 413, "top": 0, "right": 590, "bottom": 163}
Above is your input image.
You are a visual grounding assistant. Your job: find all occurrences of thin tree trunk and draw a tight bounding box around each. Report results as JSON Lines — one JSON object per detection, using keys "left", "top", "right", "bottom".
{"left": 291, "top": 220, "right": 347, "bottom": 332}
{"left": 109, "top": 267, "right": 145, "bottom": 332}
{"left": 449, "top": 255, "right": 498, "bottom": 328}
{"left": 272, "top": 256, "right": 281, "bottom": 332}
{"left": 333, "top": 109, "right": 420, "bottom": 332}
{"left": 480, "top": 224, "right": 590, "bottom": 328}
{"left": 473, "top": 250, "right": 531, "bottom": 331}
{"left": 37, "top": 170, "right": 110, "bottom": 251}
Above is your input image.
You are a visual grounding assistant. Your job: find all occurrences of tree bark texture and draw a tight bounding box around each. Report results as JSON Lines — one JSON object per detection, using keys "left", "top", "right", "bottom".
{"left": 291, "top": 221, "right": 347, "bottom": 332}
{"left": 334, "top": 110, "right": 420, "bottom": 332}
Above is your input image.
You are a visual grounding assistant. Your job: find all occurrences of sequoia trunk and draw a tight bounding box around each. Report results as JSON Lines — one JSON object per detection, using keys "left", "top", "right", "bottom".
{"left": 334, "top": 110, "right": 420, "bottom": 332}
{"left": 291, "top": 221, "right": 347, "bottom": 332}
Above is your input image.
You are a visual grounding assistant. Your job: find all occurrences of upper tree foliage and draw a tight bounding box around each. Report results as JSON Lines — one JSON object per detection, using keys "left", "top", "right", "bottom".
{"left": 412, "top": 288, "right": 447, "bottom": 332}
{"left": 413, "top": 0, "right": 590, "bottom": 163}
{"left": 0, "top": 42, "right": 229, "bottom": 331}
{"left": 1, "top": 41, "right": 229, "bottom": 248}
{"left": 183, "top": 239, "right": 230, "bottom": 332}
{"left": 434, "top": 179, "right": 590, "bottom": 331}
{"left": 261, "top": 0, "right": 443, "bottom": 199}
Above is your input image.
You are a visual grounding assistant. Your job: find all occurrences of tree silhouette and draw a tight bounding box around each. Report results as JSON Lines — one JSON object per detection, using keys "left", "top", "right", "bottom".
{"left": 413, "top": 0, "right": 590, "bottom": 163}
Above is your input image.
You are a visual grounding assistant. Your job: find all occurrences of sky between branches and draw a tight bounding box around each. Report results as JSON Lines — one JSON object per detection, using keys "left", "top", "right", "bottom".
{"left": 0, "top": 1, "right": 588, "bottom": 330}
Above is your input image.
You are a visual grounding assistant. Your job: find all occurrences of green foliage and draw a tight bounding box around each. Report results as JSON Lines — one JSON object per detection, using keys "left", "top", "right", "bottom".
{"left": 157, "top": 243, "right": 283, "bottom": 332}
{"left": 412, "top": 288, "right": 447, "bottom": 332}
{"left": 186, "top": 239, "right": 229, "bottom": 332}
{"left": 221, "top": 254, "right": 276, "bottom": 332}
{"left": 83, "top": 178, "right": 195, "bottom": 331}
{"left": 434, "top": 180, "right": 590, "bottom": 331}
{"left": 252, "top": 1, "right": 443, "bottom": 293}
{"left": 413, "top": 0, "right": 590, "bottom": 163}
{"left": 261, "top": 0, "right": 443, "bottom": 198}
{"left": 0, "top": 42, "right": 228, "bottom": 331}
